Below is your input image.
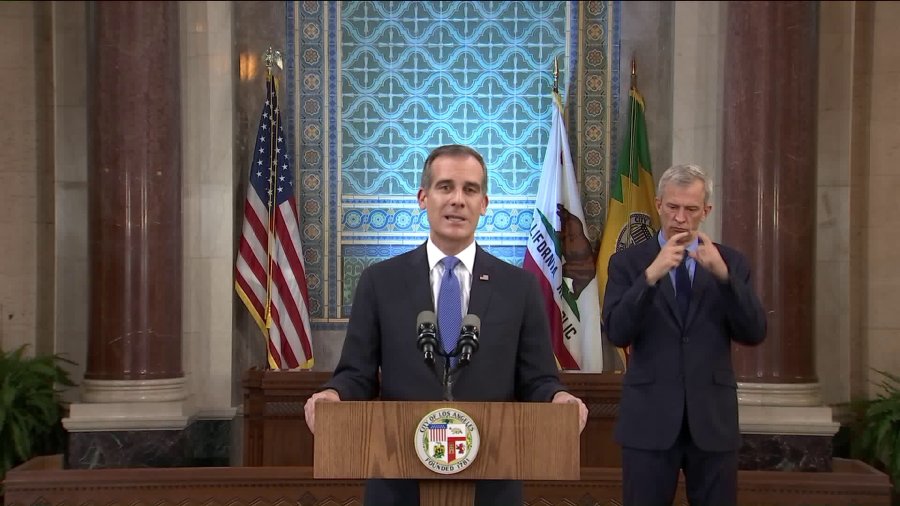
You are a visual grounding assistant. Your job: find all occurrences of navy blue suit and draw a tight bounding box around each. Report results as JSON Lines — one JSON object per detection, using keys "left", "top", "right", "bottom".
{"left": 602, "top": 237, "right": 766, "bottom": 505}
{"left": 324, "top": 242, "right": 564, "bottom": 506}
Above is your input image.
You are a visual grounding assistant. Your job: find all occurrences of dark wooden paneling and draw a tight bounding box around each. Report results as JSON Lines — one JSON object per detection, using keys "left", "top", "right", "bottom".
{"left": 3, "top": 455, "right": 891, "bottom": 506}
{"left": 241, "top": 369, "right": 623, "bottom": 468}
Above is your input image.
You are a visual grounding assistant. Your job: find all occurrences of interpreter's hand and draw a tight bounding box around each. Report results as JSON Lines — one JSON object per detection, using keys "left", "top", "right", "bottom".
{"left": 690, "top": 231, "right": 728, "bottom": 282}
{"left": 552, "top": 391, "right": 588, "bottom": 433}
{"left": 304, "top": 388, "right": 341, "bottom": 434}
{"left": 644, "top": 231, "right": 691, "bottom": 285}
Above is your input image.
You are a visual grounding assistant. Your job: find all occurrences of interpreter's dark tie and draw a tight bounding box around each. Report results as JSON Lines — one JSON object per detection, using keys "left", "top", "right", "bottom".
{"left": 675, "top": 257, "right": 692, "bottom": 321}
{"left": 438, "top": 256, "right": 462, "bottom": 366}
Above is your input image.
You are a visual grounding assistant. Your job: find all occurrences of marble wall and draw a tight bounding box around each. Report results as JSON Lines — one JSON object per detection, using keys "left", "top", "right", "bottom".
{"left": 813, "top": 1, "right": 900, "bottom": 403}
{"left": 51, "top": 1, "right": 89, "bottom": 402}
{"left": 816, "top": 1, "right": 857, "bottom": 406}
{"left": 0, "top": 2, "right": 41, "bottom": 353}
{"left": 862, "top": 1, "right": 900, "bottom": 396}
{"left": 180, "top": 0, "right": 237, "bottom": 418}
{"left": 671, "top": 1, "right": 726, "bottom": 239}
{"left": 619, "top": 1, "right": 675, "bottom": 186}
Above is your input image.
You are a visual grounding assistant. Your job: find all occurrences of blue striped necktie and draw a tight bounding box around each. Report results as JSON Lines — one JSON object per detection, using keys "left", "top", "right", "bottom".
{"left": 438, "top": 256, "right": 462, "bottom": 366}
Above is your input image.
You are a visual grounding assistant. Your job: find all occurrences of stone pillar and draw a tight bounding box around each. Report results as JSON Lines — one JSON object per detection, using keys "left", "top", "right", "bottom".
{"left": 722, "top": 1, "right": 838, "bottom": 471}
{"left": 63, "top": 1, "right": 191, "bottom": 468}
{"left": 83, "top": 0, "right": 183, "bottom": 395}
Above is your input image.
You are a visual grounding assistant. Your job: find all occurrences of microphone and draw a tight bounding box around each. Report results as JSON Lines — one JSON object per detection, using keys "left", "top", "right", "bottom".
{"left": 416, "top": 310, "right": 438, "bottom": 366}
{"left": 455, "top": 314, "right": 480, "bottom": 367}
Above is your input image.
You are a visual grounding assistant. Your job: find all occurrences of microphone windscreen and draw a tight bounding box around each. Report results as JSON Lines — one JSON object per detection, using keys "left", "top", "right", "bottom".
{"left": 417, "top": 310, "right": 436, "bottom": 326}
{"left": 462, "top": 314, "right": 480, "bottom": 328}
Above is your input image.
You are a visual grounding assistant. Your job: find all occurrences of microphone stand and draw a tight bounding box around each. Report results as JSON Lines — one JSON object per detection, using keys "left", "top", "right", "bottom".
{"left": 442, "top": 353, "right": 454, "bottom": 401}
{"left": 439, "top": 349, "right": 463, "bottom": 401}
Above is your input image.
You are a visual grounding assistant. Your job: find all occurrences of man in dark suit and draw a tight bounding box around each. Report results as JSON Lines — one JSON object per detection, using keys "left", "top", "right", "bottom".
{"left": 602, "top": 164, "right": 766, "bottom": 506}
{"left": 304, "top": 144, "right": 588, "bottom": 506}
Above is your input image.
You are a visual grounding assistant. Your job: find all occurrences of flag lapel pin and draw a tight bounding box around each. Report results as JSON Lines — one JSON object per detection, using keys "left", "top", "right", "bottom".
{"left": 479, "top": 274, "right": 489, "bottom": 281}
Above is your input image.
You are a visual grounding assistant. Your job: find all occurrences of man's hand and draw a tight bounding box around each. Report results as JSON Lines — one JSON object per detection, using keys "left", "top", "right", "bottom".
{"left": 304, "top": 388, "right": 341, "bottom": 434}
{"left": 690, "top": 231, "right": 728, "bottom": 282}
{"left": 552, "top": 391, "right": 588, "bottom": 433}
{"left": 645, "top": 231, "right": 690, "bottom": 285}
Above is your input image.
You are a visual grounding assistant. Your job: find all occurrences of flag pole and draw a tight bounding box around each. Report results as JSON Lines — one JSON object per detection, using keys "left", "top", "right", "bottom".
{"left": 625, "top": 58, "right": 639, "bottom": 246}
{"left": 262, "top": 47, "right": 279, "bottom": 329}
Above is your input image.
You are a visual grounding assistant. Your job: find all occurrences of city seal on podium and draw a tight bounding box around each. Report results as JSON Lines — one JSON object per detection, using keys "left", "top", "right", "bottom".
{"left": 414, "top": 407, "right": 480, "bottom": 474}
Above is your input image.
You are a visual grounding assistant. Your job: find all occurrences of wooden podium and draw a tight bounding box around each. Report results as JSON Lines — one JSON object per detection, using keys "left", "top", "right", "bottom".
{"left": 314, "top": 401, "right": 581, "bottom": 506}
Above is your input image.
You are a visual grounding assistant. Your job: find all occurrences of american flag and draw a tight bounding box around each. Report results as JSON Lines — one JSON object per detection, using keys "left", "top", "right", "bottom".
{"left": 234, "top": 73, "right": 313, "bottom": 370}
{"left": 429, "top": 423, "right": 448, "bottom": 443}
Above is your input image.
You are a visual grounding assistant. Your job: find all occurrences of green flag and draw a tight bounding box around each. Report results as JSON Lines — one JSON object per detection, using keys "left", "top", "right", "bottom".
{"left": 596, "top": 87, "right": 659, "bottom": 369}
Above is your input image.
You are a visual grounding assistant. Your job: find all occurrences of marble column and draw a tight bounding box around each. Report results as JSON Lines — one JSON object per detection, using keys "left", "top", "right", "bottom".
{"left": 723, "top": 1, "right": 837, "bottom": 471}
{"left": 84, "top": 0, "right": 183, "bottom": 390}
{"left": 63, "top": 1, "right": 192, "bottom": 468}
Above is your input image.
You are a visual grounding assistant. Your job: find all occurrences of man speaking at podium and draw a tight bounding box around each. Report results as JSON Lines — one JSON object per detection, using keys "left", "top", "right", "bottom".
{"left": 304, "top": 144, "right": 588, "bottom": 506}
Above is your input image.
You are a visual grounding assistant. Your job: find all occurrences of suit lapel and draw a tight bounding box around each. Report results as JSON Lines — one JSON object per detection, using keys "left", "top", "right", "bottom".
{"left": 452, "top": 245, "right": 494, "bottom": 381}
{"left": 468, "top": 245, "right": 494, "bottom": 319}
{"left": 403, "top": 243, "right": 441, "bottom": 377}
{"left": 403, "top": 242, "right": 436, "bottom": 314}
{"left": 660, "top": 272, "right": 682, "bottom": 326}
{"left": 641, "top": 240, "right": 682, "bottom": 325}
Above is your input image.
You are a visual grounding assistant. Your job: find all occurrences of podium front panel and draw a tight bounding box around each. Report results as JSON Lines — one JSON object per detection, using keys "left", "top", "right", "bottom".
{"left": 314, "top": 401, "right": 579, "bottom": 481}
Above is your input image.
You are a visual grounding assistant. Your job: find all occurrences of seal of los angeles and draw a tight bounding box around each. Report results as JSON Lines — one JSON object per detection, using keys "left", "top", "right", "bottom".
{"left": 414, "top": 407, "right": 480, "bottom": 474}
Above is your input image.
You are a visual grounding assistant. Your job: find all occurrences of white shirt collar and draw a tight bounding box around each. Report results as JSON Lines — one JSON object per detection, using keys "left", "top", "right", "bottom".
{"left": 426, "top": 238, "right": 476, "bottom": 274}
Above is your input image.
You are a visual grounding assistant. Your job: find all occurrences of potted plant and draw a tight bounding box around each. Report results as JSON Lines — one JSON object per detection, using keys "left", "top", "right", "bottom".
{"left": 851, "top": 369, "right": 900, "bottom": 504}
{"left": 0, "top": 345, "right": 75, "bottom": 488}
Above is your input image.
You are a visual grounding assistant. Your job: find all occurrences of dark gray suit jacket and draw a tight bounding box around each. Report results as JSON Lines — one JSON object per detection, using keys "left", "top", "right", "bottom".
{"left": 324, "top": 242, "right": 564, "bottom": 505}
{"left": 602, "top": 238, "right": 766, "bottom": 452}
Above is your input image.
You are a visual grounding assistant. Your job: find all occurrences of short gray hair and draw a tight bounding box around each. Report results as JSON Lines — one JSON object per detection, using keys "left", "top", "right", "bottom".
{"left": 657, "top": 164, "right": 713, "bottom": 204}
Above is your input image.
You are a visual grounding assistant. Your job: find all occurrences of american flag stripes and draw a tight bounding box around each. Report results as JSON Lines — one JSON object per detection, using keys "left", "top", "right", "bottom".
{"left": 234, "top": 73, "right": 314, "bottom": 370}
{"left": 429, "top": 423, "right": 448, "bottom": 442}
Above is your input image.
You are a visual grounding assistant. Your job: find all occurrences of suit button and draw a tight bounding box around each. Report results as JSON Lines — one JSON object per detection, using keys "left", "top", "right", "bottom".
{"left": 682, "top": 336, "right": 689, "bottom": 343}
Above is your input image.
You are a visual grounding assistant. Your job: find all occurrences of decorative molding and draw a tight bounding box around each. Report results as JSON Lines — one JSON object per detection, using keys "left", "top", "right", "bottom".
{"left": 63, "top": 397, "right": 196, "bottom": 431}
{"left": 739, "top": 405, "right": 840, "bottom": 436}
{"left": 81, "top": 377, "right": 188, "bottom": 403}
{"left": 737, "top": 381, "right": 823, "bottom": 407}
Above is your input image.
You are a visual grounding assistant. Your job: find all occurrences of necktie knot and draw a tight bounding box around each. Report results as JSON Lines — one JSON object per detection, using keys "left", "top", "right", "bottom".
{"left": 442, "top": 256, "right": 460, "bottom": 272}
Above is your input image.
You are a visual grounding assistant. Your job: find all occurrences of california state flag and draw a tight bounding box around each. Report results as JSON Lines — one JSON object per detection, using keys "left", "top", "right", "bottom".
{"left": 523, "top": 92, "right": 604, "bottom": 371}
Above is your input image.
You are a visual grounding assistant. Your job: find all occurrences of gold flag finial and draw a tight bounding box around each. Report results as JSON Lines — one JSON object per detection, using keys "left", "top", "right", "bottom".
{"left": 553, "top": 58, "right": 560, "bottom": 94}
{"left": 631, "top": 58, "right": 637, "bottom": 89}
{"left": 263, "top": 47, "right": 284, "bottom": 74}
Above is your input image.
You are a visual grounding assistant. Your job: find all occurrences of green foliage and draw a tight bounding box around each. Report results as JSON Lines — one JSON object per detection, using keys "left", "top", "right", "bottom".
{"left": 851, "top": 369, "right": 900, "bottom": 496}
{"left": 0, "top": 345, "right": 75, "bottom": 483}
